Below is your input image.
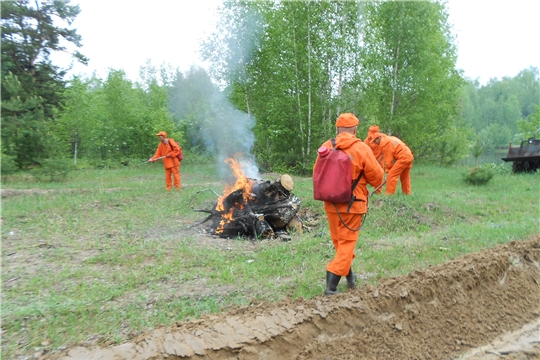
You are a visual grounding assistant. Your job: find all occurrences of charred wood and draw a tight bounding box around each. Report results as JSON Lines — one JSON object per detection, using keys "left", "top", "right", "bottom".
{"left": 199, "top": 175, "right": 301, "bottom": 239}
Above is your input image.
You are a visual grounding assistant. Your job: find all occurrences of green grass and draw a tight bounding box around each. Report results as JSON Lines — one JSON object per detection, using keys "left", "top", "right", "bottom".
{"left": 2, "top": 161, "right": 539, "bottom": 358}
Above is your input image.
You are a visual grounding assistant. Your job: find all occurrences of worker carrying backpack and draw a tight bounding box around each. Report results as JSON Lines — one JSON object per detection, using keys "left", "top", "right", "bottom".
{"left": 313, "top": 138, "right": 361, "bottom": 211}
{"left": 168, "top": 139, "right": 183, "bottom": 161}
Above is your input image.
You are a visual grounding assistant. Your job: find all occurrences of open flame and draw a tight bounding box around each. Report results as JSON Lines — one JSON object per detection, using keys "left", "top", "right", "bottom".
{"left": 215, "top": 158, "right": 254, "bottom": 233}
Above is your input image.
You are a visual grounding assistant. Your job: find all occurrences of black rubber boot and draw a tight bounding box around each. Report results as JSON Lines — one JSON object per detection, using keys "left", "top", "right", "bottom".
{"left": 324, "top": 271, "right": 341, "bottom": 296}
{"left": 346, "top": 268, "right": 357, "bottom": 289}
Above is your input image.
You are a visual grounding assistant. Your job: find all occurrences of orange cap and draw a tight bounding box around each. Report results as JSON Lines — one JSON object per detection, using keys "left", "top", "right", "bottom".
{"left": 336, "top": 113, "right": 359, "bottom": 127}
{"left": 368, "top": 125, "right": 379, "bottom": 134}
{"left": 156, "top": 131, "right": 167, "bottom": 137}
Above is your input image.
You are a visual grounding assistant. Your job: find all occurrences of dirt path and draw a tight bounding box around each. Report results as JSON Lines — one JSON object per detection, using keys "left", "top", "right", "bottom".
{"left": 53, "top": 236, "right": 540, "bottom": 360}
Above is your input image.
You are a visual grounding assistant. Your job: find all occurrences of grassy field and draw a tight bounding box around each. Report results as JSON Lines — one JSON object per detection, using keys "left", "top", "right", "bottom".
{"left": 1, "top": 158, "right": 539, "bottom": 359}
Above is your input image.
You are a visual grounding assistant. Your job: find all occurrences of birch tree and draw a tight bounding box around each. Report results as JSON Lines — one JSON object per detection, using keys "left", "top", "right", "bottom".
{"left": 359, "top": 0, "right": 463, "bottom": 158}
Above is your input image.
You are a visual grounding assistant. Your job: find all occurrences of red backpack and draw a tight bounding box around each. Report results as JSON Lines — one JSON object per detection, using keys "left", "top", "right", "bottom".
{"left": 313, "top": 138, "right": 364, "bottom": 231}
{"left": 169, "top": 139, "right": 183, "bottom": 161}
{"left": 313, "top": 138, "right": 362, "bottom": 208}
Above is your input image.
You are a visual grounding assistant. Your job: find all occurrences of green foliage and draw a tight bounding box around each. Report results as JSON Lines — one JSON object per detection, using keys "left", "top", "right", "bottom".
{"left": 470, "top": 136, "right": 487, "bottom": 168}
{"left": 462, "top": 67, "right": 540, "bottom": 151}
{"left": 462, "top": 166, "right": 494, "bottom": 186}
{"left": 478, "top": 123, "right": 512, "bottom": 152}
{"left": 3, "top": 0, "right": 537, "bottom": 175}
{"left": 52, "top": 70, "right": 180, "bottom": 165}
{"left": 202, "top": 1, "right": 368, "bottom": 170}
{"left": 479, "top": 162, "right": 510, "bottom": 175}
{"left": 1, "top": 0, "right": 87, "bottom": 168}
{"left": 434, "top": 121, "right": 472, "bottom": 166}
{"left": 358, "top": 1, "right": 464, "bottom": 157}
{"left": 517, "top": 105, "right": 540, "bottom": 139}
{"left": 31, "top": 158, "right": 75, "bottom": 182}
{"left": 1, "top": 72, "right": 46, "bottom": 168}
{"left": 1, "top": 147, "right": 18, "bottom": 182}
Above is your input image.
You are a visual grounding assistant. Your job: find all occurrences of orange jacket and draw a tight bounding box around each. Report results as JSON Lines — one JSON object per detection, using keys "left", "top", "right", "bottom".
{"left": 315, "top": 132, "right": 384, "bottom": 214}
{"left": 364, "top": 126, "right": 383, "bottom": 167}
{"left": 151, "top": 139, "right": 181, "bottom": 169}
{"left": 377, "top": 135, "right": 414, "bottom": 172}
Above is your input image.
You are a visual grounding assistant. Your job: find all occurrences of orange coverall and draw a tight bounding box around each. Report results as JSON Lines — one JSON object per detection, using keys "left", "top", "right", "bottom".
{"left": 377, "top": 134, "right": 414, "bottom": 195}
{"left": 151, "top": 139, "right": 182, "bottom": 191}
{"left": 314, "top": 132, "right": 384, "bottom": 277}
{"left": 364, "top": 125, "right": 384, "bottom": 194}
{"left": 364, "top": 125, "right": 384, "bottom": 168}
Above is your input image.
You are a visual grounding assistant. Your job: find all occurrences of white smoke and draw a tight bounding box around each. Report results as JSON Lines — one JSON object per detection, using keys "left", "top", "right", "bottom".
{"left": 202, "top": 88, "right": 260, "bottom": 181}
{"left": 193, "top": 3, "right": 264, "bottom": 181}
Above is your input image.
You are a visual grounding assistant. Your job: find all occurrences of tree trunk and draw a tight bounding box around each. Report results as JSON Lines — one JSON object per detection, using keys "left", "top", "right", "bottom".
{"left": 307, "top": 2, "right": 312, "bottom": 156}
{"left": 390, "top": 13, "right": 403, "bottom": 130}
{"left": 292, "top": 18, "right": 305, "bottom": 158}
{"left": 240, "top": 50, "right": 252, "bottom": 117}
{"left": 74, "top": 139, "right": 78, "bottom": 166}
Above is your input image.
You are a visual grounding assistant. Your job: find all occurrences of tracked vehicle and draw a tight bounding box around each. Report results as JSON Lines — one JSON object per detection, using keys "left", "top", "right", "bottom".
{"left": 502, "top": 127, "right": 540, "bottom": 173}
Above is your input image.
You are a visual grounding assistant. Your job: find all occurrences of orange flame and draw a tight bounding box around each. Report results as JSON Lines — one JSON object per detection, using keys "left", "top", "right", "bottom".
{"left": 215, "top": 208, "right": 234, "bottom": 234}
{"left": 215, "top": 158, "right": 254, "bottom": 232}
{"left": 216, "top": 158, "right": 254, "bottom": 211}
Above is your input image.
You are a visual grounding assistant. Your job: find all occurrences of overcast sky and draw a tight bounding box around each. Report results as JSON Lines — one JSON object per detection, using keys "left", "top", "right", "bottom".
{"left": 57, "top": 0, "right": 540, "bottom": 85}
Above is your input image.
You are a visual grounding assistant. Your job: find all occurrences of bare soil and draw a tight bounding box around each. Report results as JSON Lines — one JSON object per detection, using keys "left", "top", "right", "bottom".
{"left": 52, "top": 235, "right": 540, "bottom": 360}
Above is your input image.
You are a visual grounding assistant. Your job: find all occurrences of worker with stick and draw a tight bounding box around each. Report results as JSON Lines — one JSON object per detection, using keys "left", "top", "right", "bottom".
{"left": 314, "top": 113, "right": 383, "bottom": 296}
{"left": 148, "top": 131, "right": 182, "bottom": 191}
{"left": 371, "top": 132, "right": 414, "bottom": 195}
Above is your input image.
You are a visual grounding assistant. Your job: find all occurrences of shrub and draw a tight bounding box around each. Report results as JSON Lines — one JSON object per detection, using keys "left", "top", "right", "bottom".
{"left": 1, "top": 151, "right": 18, "bottom": 182}
{"left": 32, "top": 158, "right": 74, "bottom": 182}
{"left": 480, "top": 162, "right": 509, "bottom": 175}
{"left": 463, "top": 166, "right": 494, "bottom": 185}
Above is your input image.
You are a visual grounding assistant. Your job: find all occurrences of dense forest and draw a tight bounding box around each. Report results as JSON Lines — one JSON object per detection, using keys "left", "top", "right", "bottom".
{"left": 2, "top": 0, "right": 539, "bottom": 177}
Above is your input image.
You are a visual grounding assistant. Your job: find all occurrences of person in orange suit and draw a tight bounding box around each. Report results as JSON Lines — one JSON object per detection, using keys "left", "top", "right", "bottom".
{"left": 372, "top": 132, "right": 414, "bottom": 195}
{"left": 364, "top": 125, "right": 385, "bottom": 194}
{"left": 365, "top": 125, "right": 384, "bottom": 168}
{"left": 314, "top": 113, "right": 384, "bottom": 296}
{"left": 148, "top": 131, "right": 182, "bottom": 191}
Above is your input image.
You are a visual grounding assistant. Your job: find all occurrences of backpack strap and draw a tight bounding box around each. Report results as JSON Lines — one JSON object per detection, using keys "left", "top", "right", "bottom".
{"left": 168, "top": 139, "right": 176, "bottom": 152}
{"left": 347, "top": 171, "right": 363, "bottom": 213}
{"left": 333, "top": 171, "right": 365, "bottom": 231}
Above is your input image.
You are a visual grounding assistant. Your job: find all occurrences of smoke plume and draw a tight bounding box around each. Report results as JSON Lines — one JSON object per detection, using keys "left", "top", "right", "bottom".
{"left": 201, "top": 88, "right": 260, "bottom": 181}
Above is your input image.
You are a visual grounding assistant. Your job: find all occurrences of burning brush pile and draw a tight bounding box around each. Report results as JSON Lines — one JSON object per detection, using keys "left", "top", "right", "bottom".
{"left": 198, "top": 159, "right": 301, "bottom": 239}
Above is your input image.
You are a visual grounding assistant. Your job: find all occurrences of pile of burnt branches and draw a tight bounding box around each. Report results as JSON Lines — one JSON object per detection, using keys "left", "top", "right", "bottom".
{"left": 195, "top": 175, "right": 301, "bottom": 239}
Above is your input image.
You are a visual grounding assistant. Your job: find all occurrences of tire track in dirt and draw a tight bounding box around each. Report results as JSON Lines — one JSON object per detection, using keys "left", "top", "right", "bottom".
{"left": 53, "top": 236, "right": 540, "bottom": 360}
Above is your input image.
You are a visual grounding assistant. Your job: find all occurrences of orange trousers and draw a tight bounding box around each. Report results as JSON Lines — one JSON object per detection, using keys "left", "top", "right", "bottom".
{"left": 326, "top": 211, "right": 363, "bottom": 276}
{"left": 385, "top": 158, "right": 412, "bottom": 195}
{"left": 165, "top": 164, "right": 181, "bottom": 191}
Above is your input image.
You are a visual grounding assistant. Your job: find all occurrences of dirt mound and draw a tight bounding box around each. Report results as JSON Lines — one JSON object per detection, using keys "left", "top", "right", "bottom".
{"left": 54, "top": 236, "right": 540, "bottom": 360}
